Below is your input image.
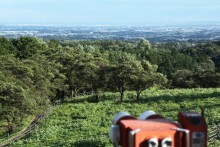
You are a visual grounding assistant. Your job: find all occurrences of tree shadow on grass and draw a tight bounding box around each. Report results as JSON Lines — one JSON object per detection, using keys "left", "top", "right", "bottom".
{"left": 40, "top": 140, "right": 106, "bottom": 147}
{"left": 65, "top": 95, "right": 92, "bottom": 104}
{"left": 66, "top": 91, "right": 220, "bottom": 107}
{"left": 122, "top": 91, "right": 220, "bottom": 104}
{"left": 66, "top": 93, "right": 119, "bottom": 104}
{"left": 72, "top": 140, "right": 106, "bottom": 147}
{"left": 118, "top": 91, "right": 220, "bottom": 115}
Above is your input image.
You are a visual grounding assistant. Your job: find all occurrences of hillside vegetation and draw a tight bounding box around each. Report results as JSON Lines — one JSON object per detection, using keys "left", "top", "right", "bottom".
{"left": 11, "top": 88, "right": 220, "bottom": 147}
{"left": 0, "top": 36, "right": 220, "bottom": 145}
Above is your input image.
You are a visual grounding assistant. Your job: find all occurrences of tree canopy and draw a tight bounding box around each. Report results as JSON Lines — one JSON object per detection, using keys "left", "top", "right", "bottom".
{"left": 1, "top": 37, "right": 220, "bottom": 133}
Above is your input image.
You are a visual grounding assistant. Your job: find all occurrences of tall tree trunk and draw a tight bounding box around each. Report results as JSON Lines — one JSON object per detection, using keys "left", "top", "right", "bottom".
{"left": 94, "top": 88, "right": 99, "bottom": 102}
{"left": 120, "top": 92, "right": 124, "bottom": 102}
{"left": 74, "top": 88, "right": 78, "bottom": 97}
{"left": 136, "top": 91, "right": 141, "bottom": 102}
{"left": 71, "top": 90, "right": 74, "bottom": 98}
{"left": 120, "top": 87, "right": 124, "bottom": 102}
{"left": 6, "top": 118, "right": 13, "bottom": 135}
{"left": 61, "top": 91, "right": 65, "bottom": 103}
{"left": 95, "top": 94, "right": 99, "bottom": 102}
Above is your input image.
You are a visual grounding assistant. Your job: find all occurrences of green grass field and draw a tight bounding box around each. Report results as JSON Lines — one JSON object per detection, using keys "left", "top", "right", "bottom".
{"left": 11, "top": 88, "right": 220, "bottom": 146}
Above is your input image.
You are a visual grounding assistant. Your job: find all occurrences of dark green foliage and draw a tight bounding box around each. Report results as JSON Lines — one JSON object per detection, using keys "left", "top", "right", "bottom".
{"left": 144, "top": 48, "right": 197, "bottom": 78}
{"left": 0, "top": 37, "right": 16, "bottom": 55}
{"left": 0, "top": 55, "right": 50, "bottom": 133}
{"left": 172, "top": 70, "right": 196, "bottom": 88}
{"left": 1, "top": 36, "right": 220, "bottom": 137}
{"left": 12, "top": 37, "right": 47, "bottom": 59}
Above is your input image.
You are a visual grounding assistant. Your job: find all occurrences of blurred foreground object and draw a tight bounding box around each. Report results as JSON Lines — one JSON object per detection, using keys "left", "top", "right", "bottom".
{"left": 110, "top": 110, "right": 208, "bottom": 147}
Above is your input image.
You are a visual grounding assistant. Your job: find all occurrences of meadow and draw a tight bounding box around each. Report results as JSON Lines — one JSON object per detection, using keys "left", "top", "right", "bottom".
{"left": 11, "top": 88, "right": 220, "bottom": 147}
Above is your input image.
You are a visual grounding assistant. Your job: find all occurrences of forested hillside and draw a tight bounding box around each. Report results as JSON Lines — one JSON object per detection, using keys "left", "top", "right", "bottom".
{"left": 1, "top": 36, "right": 220, "bottom": 138}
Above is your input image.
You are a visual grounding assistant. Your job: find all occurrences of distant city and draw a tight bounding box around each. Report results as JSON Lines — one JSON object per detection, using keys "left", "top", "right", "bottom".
{"left": 0, "top": 24, "right": 220, "bottom": 42}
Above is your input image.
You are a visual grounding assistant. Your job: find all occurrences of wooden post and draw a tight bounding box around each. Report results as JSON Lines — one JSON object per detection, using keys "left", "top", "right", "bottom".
{"left": 217, "top": 123, "right": 220, "bottom": 140}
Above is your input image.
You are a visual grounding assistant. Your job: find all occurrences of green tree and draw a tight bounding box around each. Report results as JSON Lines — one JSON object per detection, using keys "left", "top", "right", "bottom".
{"left": 90, "top": 55, "right": 110, "bottom": 102}
{"left": 25, "top": 53, "right": 67, "bottom": 102}
{"left": 0, "top": 37, "right": 17, "bottom": 55}
{"left": 12, "top": 37, "right": 47, "bottom": 59}
{"left": 137, "top": 39, "right": 151, "bottom": 50}
{"left": 172, "top": 70, "right": 195, "bottom": 88}
{"left": 136, "top": 39, "right": 151, "bottom": 58}
{"left": 130, "top": 60, "right": 167, "bottom": 101}
{"left": 110, "top": 52, "right": 142, "bottom": 102}
{"left": 0, "top": 55, "right": 50, "bottom": 133}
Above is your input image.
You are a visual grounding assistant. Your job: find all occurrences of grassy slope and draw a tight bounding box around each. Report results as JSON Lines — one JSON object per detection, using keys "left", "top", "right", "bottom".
{"left": 12, "top": 88, "right": 220, "bottom": 147}
{"left": 0, "top": 115, "right": 35, "bottom": 144}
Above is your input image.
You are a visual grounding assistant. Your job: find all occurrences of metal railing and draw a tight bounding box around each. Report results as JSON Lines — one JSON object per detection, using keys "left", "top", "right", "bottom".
{"left": 67, "top": 91, "right": 94, "bottom": 98}
{"left": 0, "top": 91, "right": 93, "bottom": 147}
{"left": 208, "top": 124, "right": 220, "bottom": 142}
{"left": 1, "top": 91, "right": 218, "bottom": 146}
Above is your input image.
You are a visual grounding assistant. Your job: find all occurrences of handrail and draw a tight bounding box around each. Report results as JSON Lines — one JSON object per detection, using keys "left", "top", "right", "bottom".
{"left": 0, "top": 91, "right": 93, "bottom": 147}
{"left": 208, "top": 124, "right": 219, "bottom": 142}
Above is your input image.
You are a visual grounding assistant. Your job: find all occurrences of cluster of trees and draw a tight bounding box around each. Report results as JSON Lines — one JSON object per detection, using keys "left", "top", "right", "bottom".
{"left": 153, "top": 41, "right": 220, "bottom": 87}
{"left": 1, "top": 36, "right": 220, "bottom": 132}
{"left": 61, "top": 39, "right": 220, "bottom": 88}
{"left": 0, "top": 37, "right": 66, "bottom": 133}
{"left": 0, "top": 37, "right": 165, "bottom": 132}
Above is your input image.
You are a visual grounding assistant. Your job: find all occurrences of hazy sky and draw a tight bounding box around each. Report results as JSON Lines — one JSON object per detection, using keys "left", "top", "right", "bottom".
{"left": 0, "top": 0, "right": 220, "bottom": 25}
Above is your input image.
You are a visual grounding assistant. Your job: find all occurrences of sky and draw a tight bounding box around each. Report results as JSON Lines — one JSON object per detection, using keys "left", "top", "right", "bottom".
{"left": 0, "top": 0, "right": 220, "bottom": 25}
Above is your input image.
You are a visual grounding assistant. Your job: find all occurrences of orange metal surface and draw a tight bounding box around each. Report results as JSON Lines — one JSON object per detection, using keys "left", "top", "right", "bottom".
{"left": 119, "top": 119, "right": 181, "bottom": 147}
{"left": 111, "top": 111, "right": 208, "bottom": 147}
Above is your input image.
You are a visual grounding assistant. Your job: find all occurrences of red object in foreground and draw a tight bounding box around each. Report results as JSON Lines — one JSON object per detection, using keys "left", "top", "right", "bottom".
{"left": 110, "top": 111, "right": 207, "bottom": 147}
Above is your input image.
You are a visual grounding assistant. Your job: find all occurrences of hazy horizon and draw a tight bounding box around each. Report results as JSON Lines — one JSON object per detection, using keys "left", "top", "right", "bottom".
{"left": 1, "top": 23, "right": 220, "bottom": 27}
{"left": 0, "top": 0, "right": 220, "bottom": 26}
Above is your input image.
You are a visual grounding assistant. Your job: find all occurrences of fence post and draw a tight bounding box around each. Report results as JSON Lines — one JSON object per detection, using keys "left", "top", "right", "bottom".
{"left": 8, "top": 133, "right": 9, "bottom": 142}
{"left": 217, "top": 123, "right": 220, "bottom": 140}
{"left": 29, "top": 126, "right": 32, "bottom": 135}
